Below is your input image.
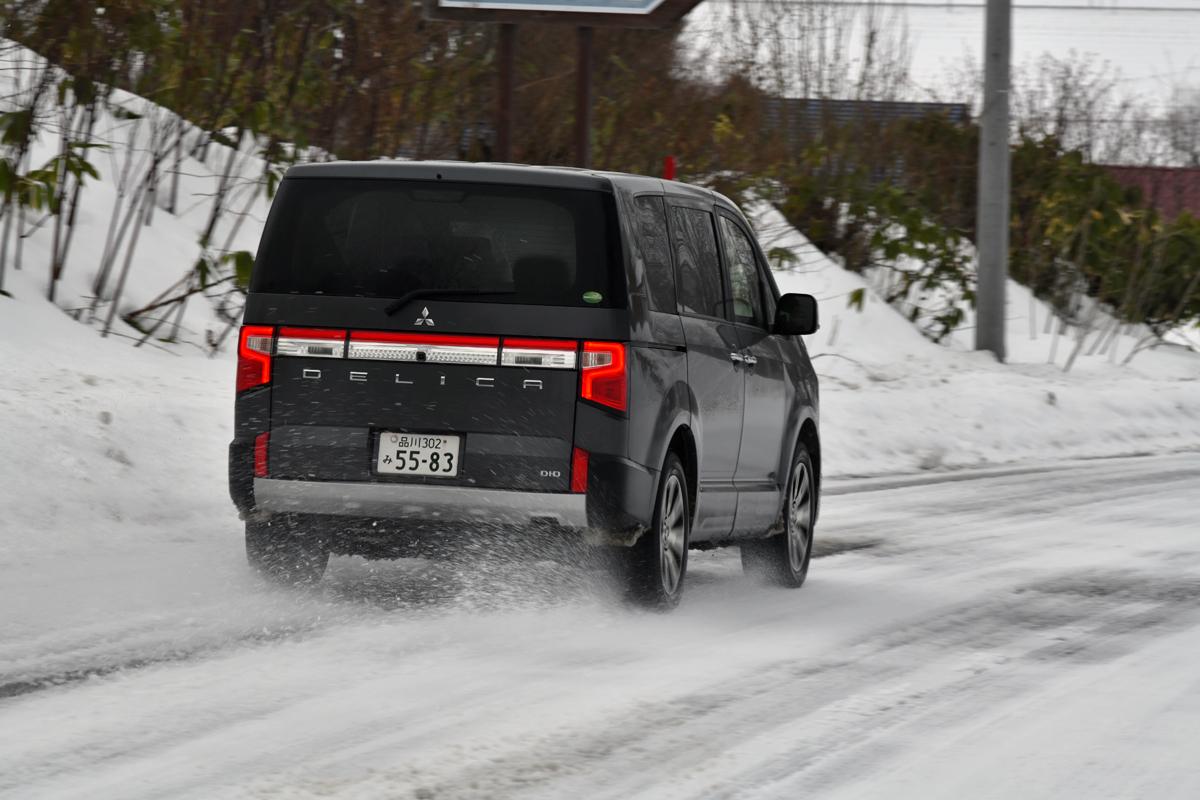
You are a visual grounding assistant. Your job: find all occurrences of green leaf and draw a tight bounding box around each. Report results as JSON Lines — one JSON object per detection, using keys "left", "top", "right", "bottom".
{"left": 224, "top": 250, "right": 256, "bottom": 290}
{"left": 72, "top": 76, "right": 98, "bottom": 105}
{"left": 209, "top": 130, "right": 237, "bottom": 148}
{"left": 195, "top": 256, "right": 211, "bottom": 289}
{"left": 847, "top": 287, "right": 865, "bottom": 311}
{"left": 0, "top": 110, "right": 33, "bottom": 146}
{"left": 767, "top": 247, "right": 798, "bottom": 269}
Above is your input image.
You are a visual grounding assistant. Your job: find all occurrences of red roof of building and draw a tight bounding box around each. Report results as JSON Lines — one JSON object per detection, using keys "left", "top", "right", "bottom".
{"left": 1103, "top": 165, "right": 1200, "bottom": 220}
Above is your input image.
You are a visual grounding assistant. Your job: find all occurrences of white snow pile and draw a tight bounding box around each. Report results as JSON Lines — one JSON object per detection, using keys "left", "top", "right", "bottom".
{"left": 0, "top": 40, "right": 269, "bottom": 349}
{"left": 747, "top": 202, "right": 1200, "bottom": 476}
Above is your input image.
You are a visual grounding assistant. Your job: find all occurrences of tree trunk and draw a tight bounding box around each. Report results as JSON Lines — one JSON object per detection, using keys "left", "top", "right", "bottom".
{"left": 102, "top": 188, "right": 150, "bottom": 338}
{"left": 50, "top": 102, "right": 98, "bottom": 303}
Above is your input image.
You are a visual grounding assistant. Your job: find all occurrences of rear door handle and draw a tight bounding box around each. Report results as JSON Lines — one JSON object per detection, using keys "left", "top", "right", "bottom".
{"left": 729, "top": 352, "right": 745, "bottom": 363}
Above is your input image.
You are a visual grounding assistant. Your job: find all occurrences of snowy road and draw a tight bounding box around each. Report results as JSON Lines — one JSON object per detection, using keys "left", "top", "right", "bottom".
{"left": 3, "top": 453, "right": 1200, "bottom": 799}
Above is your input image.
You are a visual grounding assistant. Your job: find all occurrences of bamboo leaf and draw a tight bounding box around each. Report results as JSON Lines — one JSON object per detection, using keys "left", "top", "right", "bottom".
{"left": 223, "top": 250, "right": 255, "bottom": 290}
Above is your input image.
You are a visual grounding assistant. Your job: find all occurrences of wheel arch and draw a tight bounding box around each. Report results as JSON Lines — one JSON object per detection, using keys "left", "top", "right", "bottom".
{"left": 663, "top": 423, "right": 698, "bottom": 523}
{"left": 796, "top": 416, "right": 822, "bottom": 521}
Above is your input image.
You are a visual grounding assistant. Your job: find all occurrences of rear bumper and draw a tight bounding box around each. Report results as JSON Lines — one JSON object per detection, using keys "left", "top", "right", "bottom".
{"left": 253, "top": 477, "right": 589, "bottom": 527}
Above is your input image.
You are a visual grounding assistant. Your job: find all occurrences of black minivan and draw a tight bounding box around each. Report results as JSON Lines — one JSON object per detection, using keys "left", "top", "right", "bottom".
{"left": 230, "top": 161, "right": 820, "bottom": 608}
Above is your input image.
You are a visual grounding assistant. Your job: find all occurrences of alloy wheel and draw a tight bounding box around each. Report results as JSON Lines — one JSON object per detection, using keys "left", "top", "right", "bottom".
{"left": 660, "top": 473, "right": 686, "bottom": 595}
{"left": 787, "top": 461, "right": 814, "bottom": 573}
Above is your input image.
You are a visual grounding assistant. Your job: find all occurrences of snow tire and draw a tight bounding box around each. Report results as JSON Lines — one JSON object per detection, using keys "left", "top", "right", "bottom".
{"left": 623, "top": 452, "right": 690, "bottom": 610}
{"left": 741, "top": 442, "right": 815, "bottom": 588}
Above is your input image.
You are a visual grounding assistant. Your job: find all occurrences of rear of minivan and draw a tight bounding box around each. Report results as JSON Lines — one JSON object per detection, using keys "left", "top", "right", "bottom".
{"left": 229, "top": 163, "right": 658, "bottom": 581}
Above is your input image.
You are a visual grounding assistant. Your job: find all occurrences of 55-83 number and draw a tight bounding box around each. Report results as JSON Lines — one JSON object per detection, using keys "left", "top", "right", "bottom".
{"left": 392, "top": 449, "right": 455, "bottom": 473}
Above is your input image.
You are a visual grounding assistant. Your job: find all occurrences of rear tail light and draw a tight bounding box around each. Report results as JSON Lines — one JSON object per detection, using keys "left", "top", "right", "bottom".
{"left": 236, "top": 328, "right": 623, "bottom": 408}
{"left": 580, "top": 341, "right": 627, "bottom": 412}
{"left": 501, "top": 338, "right": 577, "bottom": 369}
{"left": 276, "top": 327, "right": 346, "bottom": 358}
{"left": 237, "top": 325, "right": 274, "bottom": 393}
{"left": 254, "top": 431, "right": 269, "bottom": 478}
{"left": 570, "top": 447, "right": 589, "bottom": 493}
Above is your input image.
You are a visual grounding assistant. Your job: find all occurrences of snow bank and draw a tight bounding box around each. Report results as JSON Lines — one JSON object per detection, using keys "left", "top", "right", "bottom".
{"left": 0, "top": 40, "right": 270, "bottom": 348}
{"left": 749, "top": 203, "right": 1200, "bottom": 476}
{"left": 0, "top": 267, "right": 237, "bottom": 567}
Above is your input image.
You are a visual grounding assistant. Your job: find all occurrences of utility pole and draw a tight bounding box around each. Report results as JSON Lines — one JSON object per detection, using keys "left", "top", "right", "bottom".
{"left": 975, "top": 0, "right": 1011, "bottom": 361}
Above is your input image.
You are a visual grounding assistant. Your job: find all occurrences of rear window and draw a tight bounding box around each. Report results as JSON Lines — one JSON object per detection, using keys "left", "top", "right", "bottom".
{"left": 252, "top": 177, "right": 623, "bottom": 308}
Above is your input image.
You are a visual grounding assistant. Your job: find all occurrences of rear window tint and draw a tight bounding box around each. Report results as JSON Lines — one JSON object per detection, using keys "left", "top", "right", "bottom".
{"left": 252, "top": 178, "right": 622, "bottom": 308}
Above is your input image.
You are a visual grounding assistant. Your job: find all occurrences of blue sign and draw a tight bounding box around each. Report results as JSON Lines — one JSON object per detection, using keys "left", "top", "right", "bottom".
{"left": 437, "top": 0, "right": 665, "bottom": 13}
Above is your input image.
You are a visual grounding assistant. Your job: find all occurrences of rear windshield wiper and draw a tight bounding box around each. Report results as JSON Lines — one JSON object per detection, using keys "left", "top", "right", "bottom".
{"left": 383, "top": 288, "right": 516, "bottom": 316}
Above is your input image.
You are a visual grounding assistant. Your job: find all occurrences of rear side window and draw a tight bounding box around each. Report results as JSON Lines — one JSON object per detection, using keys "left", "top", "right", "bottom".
{"left": 631, "top": 196, "right": 675, "bottom": 312}
{"left": 718, "top": 216, "right": 766, "bottom": 327}
{"left": 252, "top": 178, "right": 622, "bottom": 308}
{"left": 670, "top": 206, "right": 724, "bottom": 318}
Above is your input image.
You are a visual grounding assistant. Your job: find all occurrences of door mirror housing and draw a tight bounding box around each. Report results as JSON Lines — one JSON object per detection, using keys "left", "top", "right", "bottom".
{"left": 774, "top": 293, "right": 819, "bottom": 336}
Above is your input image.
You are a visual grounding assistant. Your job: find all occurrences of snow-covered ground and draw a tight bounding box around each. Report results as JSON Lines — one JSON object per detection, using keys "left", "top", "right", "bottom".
{"left": 3, "top": 445, "right": 1200, "bottom": 798}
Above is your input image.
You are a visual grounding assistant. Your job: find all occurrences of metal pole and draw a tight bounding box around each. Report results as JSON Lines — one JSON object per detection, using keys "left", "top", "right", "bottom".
{"left": 575, "top": 26, "right": 593, "bottom": 168}
{"left": 496, "top": 23, "right": 516, "bottom": 162}
{"left": 975, "top": 0, "right": 1011, "bottom": 361}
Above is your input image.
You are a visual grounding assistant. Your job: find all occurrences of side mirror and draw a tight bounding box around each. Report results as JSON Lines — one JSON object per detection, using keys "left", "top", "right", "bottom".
{"left": 774, "top": 293, "right": 819, "bottom": 336}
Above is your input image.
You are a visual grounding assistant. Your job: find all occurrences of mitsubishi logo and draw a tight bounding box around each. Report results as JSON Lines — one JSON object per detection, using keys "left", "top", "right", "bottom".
{"left": 414, "top": 306, "right": 435, "bottom": 327}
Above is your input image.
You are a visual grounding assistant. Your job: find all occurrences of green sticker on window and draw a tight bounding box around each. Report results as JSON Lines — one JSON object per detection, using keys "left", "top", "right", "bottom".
{"left": 583, "top": 291, "right": 603, "bottom": 304}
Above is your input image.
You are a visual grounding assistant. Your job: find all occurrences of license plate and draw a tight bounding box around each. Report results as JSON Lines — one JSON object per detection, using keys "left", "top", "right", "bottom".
{"left": 376, "top": 432, "right": 461, "bottom": 477}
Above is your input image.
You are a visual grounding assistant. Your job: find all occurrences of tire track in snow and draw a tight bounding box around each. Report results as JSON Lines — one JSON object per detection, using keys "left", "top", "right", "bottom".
{"left": 4, "top": 454, "right": 1198, "bottom": 799}
{"left": 0, "top": 623, "right": 322, "bottom": 701}
{"left": 7, "top": 453, "right": 1189, "bottom": 705}
{"left": 0, "top": 541, "right": 889, "bottom": 705}
{"left": 306, "top": 568, "right": 1200, "bottom": 800}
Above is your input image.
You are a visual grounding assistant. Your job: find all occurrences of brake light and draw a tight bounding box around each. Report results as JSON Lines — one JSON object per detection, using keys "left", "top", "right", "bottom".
{"left": 571, "top": 447, "right": 589, "bottom": 493}
{"left": 254, "top": 431, "right": 269, "bottom": 478}
{"left": 581, "top": 341, "right": 627, "bottom": 412}
{"left": 237, "top": 325, "right": 274, "bottom": 393}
